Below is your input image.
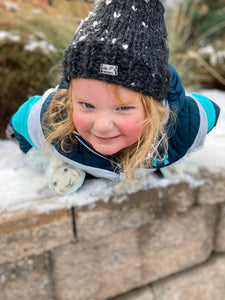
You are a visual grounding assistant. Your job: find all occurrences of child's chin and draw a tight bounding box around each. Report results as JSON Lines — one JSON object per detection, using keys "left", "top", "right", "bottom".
{"left": 93, "top": 145, "right": 120, "bottom": 156}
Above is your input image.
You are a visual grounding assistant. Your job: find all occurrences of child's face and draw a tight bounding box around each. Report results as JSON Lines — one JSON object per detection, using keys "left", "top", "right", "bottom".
{"left": 71, "top": 78, "right": 145, "bottom": 155}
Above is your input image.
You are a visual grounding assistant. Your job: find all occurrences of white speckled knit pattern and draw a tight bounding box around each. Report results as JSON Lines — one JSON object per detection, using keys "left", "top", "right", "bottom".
{"left": 62, "top": 0, "right": 171, "bottom": 101}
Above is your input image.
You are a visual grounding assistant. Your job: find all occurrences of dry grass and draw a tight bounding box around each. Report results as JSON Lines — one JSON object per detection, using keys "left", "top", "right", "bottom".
{"left": 0, "top": 0, "right": 92, "bottom": 18}
{"left": 0, "top": 0, "right": 92, "bottom": 44}
{"left": 0, "top": 0, "right": 93, "bottom": 55}
{"left": 167, "top": 0, "right": 225, "bottom": 89}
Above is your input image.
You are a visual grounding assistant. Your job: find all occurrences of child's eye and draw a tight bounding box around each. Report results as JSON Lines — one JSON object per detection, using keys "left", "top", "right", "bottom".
{"left": 118, "top": 106, "right": 132, "bottom": 111}
{"left": 81, "top": 102, "right": 95, "bottom": 109}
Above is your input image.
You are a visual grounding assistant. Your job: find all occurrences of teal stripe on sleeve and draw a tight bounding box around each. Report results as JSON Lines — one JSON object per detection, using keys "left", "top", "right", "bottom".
{"left": 191, "top": 93, "right": 216, "bottom": 132}
{"left": 12, "top": 96, "right": 42, "bottom": 147}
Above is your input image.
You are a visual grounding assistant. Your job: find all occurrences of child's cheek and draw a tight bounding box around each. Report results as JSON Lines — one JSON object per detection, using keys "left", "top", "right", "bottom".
{"left": 73, "top": 114, "right": 90, "bottom": 132}
{"left": 120, "top": 118, "right": 144, "bottom": 138}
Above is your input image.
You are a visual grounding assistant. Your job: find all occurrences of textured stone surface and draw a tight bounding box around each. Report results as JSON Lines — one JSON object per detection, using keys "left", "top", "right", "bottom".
{"left": 0, "top": 252, "right": 53, "bottom": 300}
{"left": 75, "top": 182, "right": 195, "bottom": 241}
{"left": 137, "top": 206, "right": 216, "bottom": 283}
{"left": 198, "top": 177, "right": 225, "bottom": 205}
{"left": 52, "top": 206, "right": 216, "bottom": 300}
{"left": 151, "top": 255, "right": 225, "bottom": 300}
{"left": 52, "top": 229, "right": 142, "bottom": 300}
{"left": 113, "top": 287, "right": 155, "bottom": 300}
{"left": 214, "top": 203, "right": 225, "bottom": 253}
{"left": 0, "top": 209, "right": 73, "bottom": 264}
{"left": 1, "top": 173, "right": 225, "bottom": 300}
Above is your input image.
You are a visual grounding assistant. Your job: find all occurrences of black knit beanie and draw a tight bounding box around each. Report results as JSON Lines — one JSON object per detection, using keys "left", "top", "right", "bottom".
{"left": 62, "top": 0, "right": 171, "bottom": 101}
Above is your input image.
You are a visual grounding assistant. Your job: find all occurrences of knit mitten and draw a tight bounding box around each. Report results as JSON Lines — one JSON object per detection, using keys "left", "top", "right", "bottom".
{"left": 47, "top": 163, "right": 86, "bottom": 195}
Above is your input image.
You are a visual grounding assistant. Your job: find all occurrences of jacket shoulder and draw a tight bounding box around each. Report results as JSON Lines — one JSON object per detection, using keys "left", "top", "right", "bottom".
{"left": 165, "top": 94, "right": 201, "bottom": 166}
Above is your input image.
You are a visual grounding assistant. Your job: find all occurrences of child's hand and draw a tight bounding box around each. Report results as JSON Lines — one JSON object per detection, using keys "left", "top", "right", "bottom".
{"left": 5, "top": 122, "right": 16, "bottom": 140}
{"left": 5, "top": 122, "right": 32, "bottom": 153}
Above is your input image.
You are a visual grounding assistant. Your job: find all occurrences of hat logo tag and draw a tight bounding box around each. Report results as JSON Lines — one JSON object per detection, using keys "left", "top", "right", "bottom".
{"left": 100, "top": 64, "right": 118, "bottom": 76}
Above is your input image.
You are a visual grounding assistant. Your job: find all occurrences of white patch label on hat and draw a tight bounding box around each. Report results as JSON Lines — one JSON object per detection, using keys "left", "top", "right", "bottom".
{"left": 100, "top": 64, "right": 118, "bottom": 76}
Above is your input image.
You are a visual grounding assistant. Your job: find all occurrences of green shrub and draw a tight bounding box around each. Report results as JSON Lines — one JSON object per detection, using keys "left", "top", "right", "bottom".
{"left": 0, "top": 1, "right": 81, "bottom": 138}
{"left": 0, "top": 37, "right": 59, "bottom": 138}
{"left": 0, "top": 6, "right": 80, "bottom": 138}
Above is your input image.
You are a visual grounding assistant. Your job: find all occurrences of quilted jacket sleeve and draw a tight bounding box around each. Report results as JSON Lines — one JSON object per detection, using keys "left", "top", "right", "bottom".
{"left": 159, "top": 65, "right": 221, "bottom": 168}
{"left": 11, "top": 87, "right": 58, "bottom": 153}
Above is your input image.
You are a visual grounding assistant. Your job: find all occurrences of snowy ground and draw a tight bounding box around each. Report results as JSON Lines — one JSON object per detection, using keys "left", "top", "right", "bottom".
{"left": 0, "top": 90, "right": 224, "bottom": 214}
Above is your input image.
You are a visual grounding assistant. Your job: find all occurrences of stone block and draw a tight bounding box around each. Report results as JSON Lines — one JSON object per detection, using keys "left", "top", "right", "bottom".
{"left": 75, "top": 182, "right": 196, "bottom": 241}
{"left": 137, "top": 206, "right": 216, "bottom": 283}
{"left": 0, "top": 209, "right": 73, "bottom": 264}
{"left": 214, "top": 203, "right": 225, "bottom": 253}
{"left": 51, "top": 206, "right": 216, "bottom": 300}
{"left": 0, "top": 252, "right": 53, "bottom": 300}
{"left": 52, "top": 228, "right": 142, "bottom": 300}
{"left": 151, "top": 254, "right": 225, "bottom": 300}
{"left": 198, "top": 177, "right": 225, "bottom": 205}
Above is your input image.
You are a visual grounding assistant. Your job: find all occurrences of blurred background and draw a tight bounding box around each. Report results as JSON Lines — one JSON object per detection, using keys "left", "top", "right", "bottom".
{"left": 0, "top": 0, "right": 224, "bottom": 138}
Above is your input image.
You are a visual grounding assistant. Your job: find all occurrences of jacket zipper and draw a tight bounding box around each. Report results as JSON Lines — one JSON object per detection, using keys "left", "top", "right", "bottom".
{"left": 75, "top": 135, "right": 121, "bottom": 168}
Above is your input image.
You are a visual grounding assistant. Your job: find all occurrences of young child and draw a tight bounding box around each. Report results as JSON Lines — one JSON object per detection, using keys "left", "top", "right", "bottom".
{"left": 8, "top": 0, "right": 220, "bottom": 194}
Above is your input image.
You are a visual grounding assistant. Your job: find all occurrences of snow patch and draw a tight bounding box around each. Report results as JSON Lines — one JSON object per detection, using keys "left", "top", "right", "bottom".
{"left": 31, "top": 8, "right": 43, "bottom": 14}
{"left": 198, "top": 45, "right": 225, "bottom": 66}
{"left": 0, "top": 31, "right": 21, "bottom": 42}
{"left": 24, "top": 40, "right": 56, "bottom": 54}
{"left": 0, "top": 31, "right": 57, "bottom": 55}
{"left": 4, "top": 1, "right": 19, "bottom": 12}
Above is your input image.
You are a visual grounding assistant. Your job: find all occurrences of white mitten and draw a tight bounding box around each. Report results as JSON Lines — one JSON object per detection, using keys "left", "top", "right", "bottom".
{"left": 25, "top": 148, "right": 86, "bottom": 195}
{"left": 46, "top": 159, "right": 86, "bottom": 195}
{"left": 25, "top": 148, "right": 50, "bottom": 172}
{"left": 160, "top": 159, "right": 187, "bottom": 181}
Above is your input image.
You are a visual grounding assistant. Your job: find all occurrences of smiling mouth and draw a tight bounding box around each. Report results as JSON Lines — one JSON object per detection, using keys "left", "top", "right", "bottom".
{"left": 94, "top": 135, "right": 121, "bottom": 142}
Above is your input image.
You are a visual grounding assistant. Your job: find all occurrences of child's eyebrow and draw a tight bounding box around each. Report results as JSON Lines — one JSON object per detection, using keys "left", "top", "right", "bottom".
{"left": 72, "top": 94, "right": 89, "bottom": 102}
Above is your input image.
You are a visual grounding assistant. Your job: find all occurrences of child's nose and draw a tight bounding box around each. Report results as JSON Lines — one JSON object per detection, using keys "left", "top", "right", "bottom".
{"left": 93, "top": 115, "right": 114, "bottom": 132}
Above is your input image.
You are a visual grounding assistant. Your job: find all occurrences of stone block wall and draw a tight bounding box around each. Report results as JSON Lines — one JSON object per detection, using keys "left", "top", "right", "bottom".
{"left": 1, "top": 175, "right": 225, "bottom": 300}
